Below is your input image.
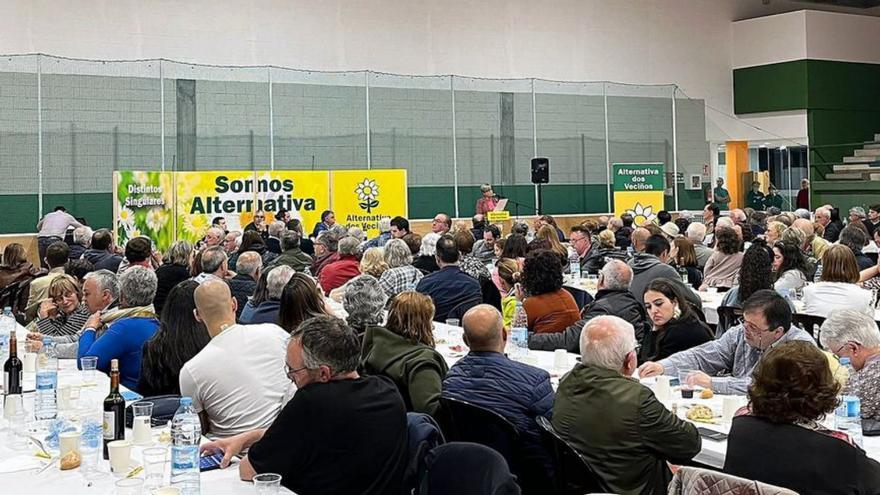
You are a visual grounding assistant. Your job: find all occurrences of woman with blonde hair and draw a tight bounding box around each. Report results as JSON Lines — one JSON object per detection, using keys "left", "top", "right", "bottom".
{"left": 360, "top": 291, "right": 448, "bottom": 415}
{"left": 585, "top": 229, "right": 627, "bottom": 274}
{"left": 803, "top": 244, "right": 873, "bottom": 318}
{"left": 534, "top": 225, "right": 568, "bottom": 264}
{"left": 764, "top": 221, "right": 787, "bottom": 245}
{"left": 359, "top": 247, "right": 388, "bottom": 279}
{"left": 496, "top": 258, "right": 521, "bottom": 327}
{"left": 31, "top": 274, "right": 90, "bottom": 337}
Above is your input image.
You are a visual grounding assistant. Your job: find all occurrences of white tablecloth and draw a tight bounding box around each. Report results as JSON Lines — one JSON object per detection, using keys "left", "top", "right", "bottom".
{"left": 0, "top": 349, "right": 292, "bottom": 494}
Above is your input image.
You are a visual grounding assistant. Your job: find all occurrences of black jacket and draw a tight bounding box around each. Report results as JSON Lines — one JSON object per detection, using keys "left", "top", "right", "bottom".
{"left": 584, "top": 247, "right": 628, "bottom": 275}
{"left": 228, "top": 274, "right": 257, "bottom": 319}
{"left": 639, "top": 314, "right": 713, "bottom": 362}
{"left": 412, "top": 255, "right": 440, "bottom": 275}
{"left": 824, "top": 221, "right": 843, "bottom": 243}
{"left": 529, "top": 289, "right": 649, "bottom": 353}
{"left": 725, "top": 415, "right": 880, "bottom": 495}
{"left": 615, "top": 227, "right": 633, "bottom": 249}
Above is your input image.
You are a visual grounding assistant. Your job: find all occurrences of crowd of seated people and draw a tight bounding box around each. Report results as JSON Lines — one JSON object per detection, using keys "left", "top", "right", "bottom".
{"left": 5, "top": 199, "right": 880, "bottom": 495}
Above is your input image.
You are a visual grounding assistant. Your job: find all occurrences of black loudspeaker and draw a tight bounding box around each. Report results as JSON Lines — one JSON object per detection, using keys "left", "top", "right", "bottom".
{"left": 531, "top": 157, "right": 549, "bottom": 184}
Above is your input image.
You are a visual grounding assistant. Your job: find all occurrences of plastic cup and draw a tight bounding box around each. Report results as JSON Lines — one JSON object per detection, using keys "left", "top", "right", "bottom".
{"left": 553, "top": 349, "right": 569, "bottom": 369}
{"left": 58, "top": 384, "right": 72, "bottom": 410}
{"left": 132, "top": 402, "right": 153, "bottom": 446}
{"left": 115, "top": 477, "right": 144, "bottom": 495}
{"left": 22, "top": 341, "right": 38, "bottom": 373}
{"left": 80, "top": 356, "right": 98, "bottom": 386}
{"left": 152, "top": 488, "right": 180, "bottom": 495}
{"left": 678, "top": 370, "right": 697, "bottom": 399}
{"left": 655, "top": 376, "right": 671, "bottom": 401}
{"left": 108, "top": 440, "right": 132, "bottom": 475}
{"left": 445, "top": 318, "right": 460, "bottom": 327}
{"left": 142, "top": 447, "right": 168, "bottom": 489}
{"left": 59, "top": 431, "right": 81, "bottom": 457}
{"left": 253, "top": 473, "right": 283, "bottom": 494}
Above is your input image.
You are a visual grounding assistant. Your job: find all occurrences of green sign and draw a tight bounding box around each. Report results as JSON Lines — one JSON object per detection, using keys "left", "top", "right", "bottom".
{"left": 612, "top": 163, "right": 665, "bottom": 192}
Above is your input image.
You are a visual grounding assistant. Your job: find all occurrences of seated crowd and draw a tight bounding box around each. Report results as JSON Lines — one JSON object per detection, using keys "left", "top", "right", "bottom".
{"left": 5, "top": 201, "right": 880, "bottom": 495}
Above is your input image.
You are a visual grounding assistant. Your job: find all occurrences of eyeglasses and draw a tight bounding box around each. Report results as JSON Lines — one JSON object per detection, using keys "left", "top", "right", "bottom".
{"left": 284, "top": 363, "right": 309, "bottom": 379}
{"left": 832, "top": 341, "right": 859, "bottom": 357}
{"left": 570, "top": 236, "right": 587, "bottom": 243}
{"left": 743, "top": 321, "right": 774, "bottom": 334}
{"left": 254, "top": 215, "right": 265, "bottom": 219}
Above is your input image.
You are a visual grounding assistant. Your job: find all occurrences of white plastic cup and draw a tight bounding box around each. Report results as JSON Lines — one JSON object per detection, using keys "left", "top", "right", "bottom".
{"left": 80, "top": 356, "right": 98, "bottom": 386}
{"left": 553, "top": 349, "right": 569, "bottom": 369}
{"left": 132, "top": 402, "right": 153, "bottom": 446}
{"left": 3, "top": 394, "right": 22, "bottom": 419}
{"left": 655, "top": 376, "right": 671, "bottom": 401}
{"left": 58, "top": 384, "right": 72, "bottom": 410}
{"left": 152, "top": 488, "right": 180, "bottom": 495}
{"left": 722, "top": 396, "right": 742, "bottom": 423}
{"left": 142, "top": 447, "right": 168, "bottom": 489}
{"left": 59, "top": 431, "right": 81, "bottom": 457}
{"left": 115, "top": 477, "right": 144, "bottom": 495}
{"left": 253, "top": 473, "right": 283, "bottom": 494}
{"left": 107, "top": 439, "right": 132, "bottom": 474}
{"left": 22, "top": 352, "right": 37, "bottom": 373}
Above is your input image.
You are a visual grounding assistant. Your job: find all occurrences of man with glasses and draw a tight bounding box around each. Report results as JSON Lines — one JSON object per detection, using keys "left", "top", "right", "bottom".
{"left": 180, "top": 279, "right": 292, "bottom": 438}
{"left": 568, "top": 225, "right": 595, "bottom": 271}
{"left": 200, "top": 315, "right": 408, "bottom": 495}
{"left": 553, "top": 315, "right": 700, "bottom": 494}
{"left": 639, "top": 290, "right": 815, "bottom": 394}
{"left": 431, "top": 212, "right": 451, "bottom": 234}
{"left": 820, "top": 308, "right": 880, "bottom": 421}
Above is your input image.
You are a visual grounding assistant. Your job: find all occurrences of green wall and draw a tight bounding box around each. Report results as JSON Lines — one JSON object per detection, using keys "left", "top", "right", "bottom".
{"left": 1, "top": 183, "right": 710, "bottom": 234}
{"left": 734, "top": 59, "right": 880, "bottom": 214}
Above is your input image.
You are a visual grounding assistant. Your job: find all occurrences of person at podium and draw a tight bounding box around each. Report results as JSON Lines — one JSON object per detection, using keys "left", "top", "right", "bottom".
{"left": 475, "top": 183, "right": 498, "bottom": 216}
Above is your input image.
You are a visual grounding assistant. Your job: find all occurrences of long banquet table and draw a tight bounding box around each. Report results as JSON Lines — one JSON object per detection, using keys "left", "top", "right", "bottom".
{"left": 5, "top": 306, "right": 880, "bottom": 493}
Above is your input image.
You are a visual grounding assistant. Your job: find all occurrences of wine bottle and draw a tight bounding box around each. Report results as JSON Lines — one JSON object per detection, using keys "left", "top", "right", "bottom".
{"left": 103, "top": 358, "right": 125, "bottom": 459}
{"left": 3, "top": 333, "right": 22, "bottom": 395}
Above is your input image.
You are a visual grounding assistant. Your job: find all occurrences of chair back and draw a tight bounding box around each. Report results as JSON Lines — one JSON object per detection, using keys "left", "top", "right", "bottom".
{"left": 793, "top": 313, "right": 826, "bottom": 341}
{"left": 420, "top": 442, "right": 521, "bottom": 495}
{"left": 0, "top": 281, "right": 21, "bottom": 312}
{"left": 479, "top": 275, "right": 502, "bottom": 311}
{"left": 437, "top": 397, "right": 519, "bottom": 466}
{"left": 716, "top": 305, "right": 743, "bottom": 337}
{"left": 535, "top": 416, "right": 608, "bottom": 495}
{"left": 403, "top": 412, "right": 445, "bottom": 494}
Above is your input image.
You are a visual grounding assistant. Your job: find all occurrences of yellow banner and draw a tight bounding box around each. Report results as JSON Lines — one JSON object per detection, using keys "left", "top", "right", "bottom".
{"left": 174, "top": 170, "right": 330, "bottom": 244}
{"left": 331, "top": 169, "right": 408, "bottom": 238}
{"left": 486, "top": 211, "right": 510, "bottom": 222}
{"left": 613, "top": 191, "right": 665, "bottom": 225}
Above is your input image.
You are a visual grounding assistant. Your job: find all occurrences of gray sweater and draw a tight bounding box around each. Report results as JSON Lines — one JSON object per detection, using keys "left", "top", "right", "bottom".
{"left": 658, "top": 325, "right": 815, "bottom": 395}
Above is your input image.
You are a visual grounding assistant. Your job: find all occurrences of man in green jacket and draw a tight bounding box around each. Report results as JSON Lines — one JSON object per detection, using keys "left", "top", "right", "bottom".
{"left": 266, "top": 231, "right": 313, "bottom": 273}
{"left": 764, "top": 186, "right": 784, "bottom": 210}
{"left": 746, "top": 181, "right": 765, "bottom": 211}
{"left": 552, "top": 315, "right": 701, "bottom": 495}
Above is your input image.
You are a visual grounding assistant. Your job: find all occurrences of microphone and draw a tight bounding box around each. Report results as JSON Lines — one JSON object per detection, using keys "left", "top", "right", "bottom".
{"left": 493, "top": 193, "right": 505, "bottom": 199}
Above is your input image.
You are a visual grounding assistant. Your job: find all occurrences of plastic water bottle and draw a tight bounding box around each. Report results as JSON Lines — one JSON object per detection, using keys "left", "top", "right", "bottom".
{"left": 627, "top": 246, "right": 634, "bottom": 258}
{"left": 835, "top": 395, "right": 863, "bottom": 447}
{"left": 34, "top": 338, "right": 58, "bottom": 420}
{"left": 0, "top": 308, "right": 12, "bottom": 365}
{"left": 569, "top": 252, "right": 581, "bottom": 279}
{"left": 839, "top": 357, "right": 856, "bottom": 386}
{"left": 509, "top": 301, "right": 529, "bottom": 359}
{"left": 171, "top": 397, "right": 201, "bottom": 495}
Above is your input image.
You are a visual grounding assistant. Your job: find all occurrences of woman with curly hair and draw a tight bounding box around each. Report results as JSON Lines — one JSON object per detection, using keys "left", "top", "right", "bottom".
{"left": 771, "top": 241, "right": 808, "bottom": 293}
{"left": 520, "top": 250, "right": 580, "bottom": 333}
{"left": 723, "top": 340, "right": 880, "bottom": 494}
{"left": 720, "top": 240, "right": 772, "bottom": 308}
{"left": 701, "top": 226, "right": 743, "bottom": 290}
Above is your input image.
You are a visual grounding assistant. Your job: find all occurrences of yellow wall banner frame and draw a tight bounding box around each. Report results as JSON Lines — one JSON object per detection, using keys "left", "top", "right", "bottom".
{"left": 330, "top": 169, "right": 409, "bottom": 237}
{"left": 612, "top": 163, "right": 665, "bottom": 224}
{"left": 114, "top": 169, "right": 408, "bottom": 251}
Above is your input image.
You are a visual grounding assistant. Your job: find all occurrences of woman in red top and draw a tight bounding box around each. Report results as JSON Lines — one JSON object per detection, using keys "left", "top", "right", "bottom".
{"left": 475, "top": 184, "right": 498, "bottom": 216}
{"left": 520, "top": 249, "right": 580, "bottom": 333}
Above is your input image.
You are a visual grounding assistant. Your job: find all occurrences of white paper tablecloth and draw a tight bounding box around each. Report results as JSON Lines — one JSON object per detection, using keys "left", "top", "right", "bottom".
{"left": 0, "top": 357, "right": 293, "bottom": 494}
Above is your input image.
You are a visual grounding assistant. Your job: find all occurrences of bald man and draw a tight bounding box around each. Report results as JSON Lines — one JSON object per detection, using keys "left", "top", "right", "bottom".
{"left": 442, "top": 305, "right": 555, "bottom": 489}
{"left": 793, "top": 217, "right": 828, "bottom": 261}
{"left": 180, "top": 279, "right": 292, "bottom": 438}
{"left": 552, "top": 315, "right": 700, "bottom": 493}
{"left": 630, "top": 227, "right": 650, "bottom": 254}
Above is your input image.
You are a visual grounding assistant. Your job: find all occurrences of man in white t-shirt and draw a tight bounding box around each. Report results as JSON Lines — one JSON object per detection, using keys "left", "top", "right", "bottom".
{"left": 181, "top": 279, "right": 293, "bottom": 438}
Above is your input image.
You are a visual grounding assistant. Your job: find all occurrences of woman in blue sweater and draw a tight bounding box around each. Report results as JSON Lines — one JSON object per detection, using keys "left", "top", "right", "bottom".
{"left": 78, "top": 266, "right": 160, "bottom": 392}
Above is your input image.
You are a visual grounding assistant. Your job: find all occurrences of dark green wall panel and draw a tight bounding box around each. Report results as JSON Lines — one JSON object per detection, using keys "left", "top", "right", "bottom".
{"left": 806, "top": 60, "right": 880, "bottom": 111}
{"left": 733, "top": 60, "right": 808, "bottom": 114}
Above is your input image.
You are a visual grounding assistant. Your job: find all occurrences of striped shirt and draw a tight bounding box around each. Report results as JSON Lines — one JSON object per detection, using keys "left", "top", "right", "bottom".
{"left": 36, "top": 305, "right": 90, "bottom": 337}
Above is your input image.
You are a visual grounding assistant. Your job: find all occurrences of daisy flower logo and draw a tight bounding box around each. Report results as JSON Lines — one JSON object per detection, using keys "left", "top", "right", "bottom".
{"left": 118, "top": 207, "right": 135, "bottom": 229}
{"left": 183, "top": 214, "right": 209, "bottom": 237}
{"left": 625, "top": 202, "right": 656, "bottom": 225}
{"left": 145, "top": 207, "right": 167, "bottom": 231}
{"left": 355, "top": 178, "right": 380, "bottom": 213}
